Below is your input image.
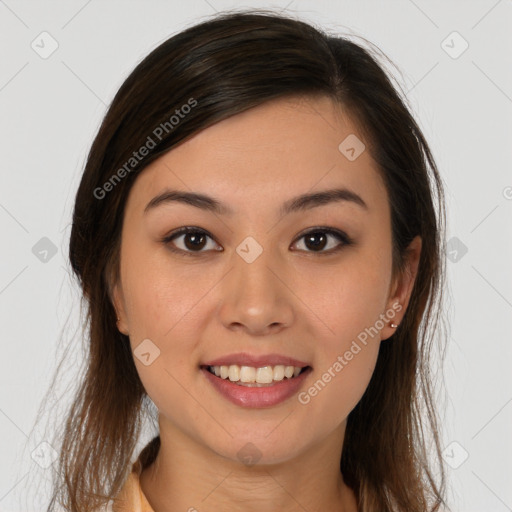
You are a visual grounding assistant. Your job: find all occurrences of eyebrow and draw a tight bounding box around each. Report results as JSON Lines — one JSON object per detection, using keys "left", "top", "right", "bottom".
{"left": 144, "top": 187, "right": 368, "bottom": 216}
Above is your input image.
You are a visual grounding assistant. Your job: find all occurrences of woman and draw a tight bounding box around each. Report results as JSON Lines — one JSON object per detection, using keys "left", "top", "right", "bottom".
{"left": 47, "top": 9, "right": 448, "bottom": 512}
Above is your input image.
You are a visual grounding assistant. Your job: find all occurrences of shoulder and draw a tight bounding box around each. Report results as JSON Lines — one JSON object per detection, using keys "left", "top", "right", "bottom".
{"left": 112, "top": 461, "right": 152, "bottom": 512}
{"left": 90, "top": 468, "right": 144, "bottom": 512}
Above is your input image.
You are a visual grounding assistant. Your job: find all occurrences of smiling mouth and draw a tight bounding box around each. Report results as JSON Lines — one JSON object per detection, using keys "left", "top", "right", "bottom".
{"left": 200, "top": 364, "right": 312, "bottom": 387}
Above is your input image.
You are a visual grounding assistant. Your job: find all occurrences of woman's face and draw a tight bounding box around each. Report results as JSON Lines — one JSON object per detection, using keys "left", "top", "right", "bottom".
{"left": 113, "top": 95, "right": 420, "bottom": 465}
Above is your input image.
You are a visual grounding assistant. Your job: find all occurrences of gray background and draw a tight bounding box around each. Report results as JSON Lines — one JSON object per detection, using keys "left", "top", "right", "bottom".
{"left": 1, "top": 1, "right": 511, "bottom": 511}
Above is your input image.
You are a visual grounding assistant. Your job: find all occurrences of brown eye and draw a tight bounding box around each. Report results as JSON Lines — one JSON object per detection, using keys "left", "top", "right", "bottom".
{"left": 163, "top": 227, "right": 220, "bottom": 255}
{"left": 181, "top": 231, "right": 208, "bottom": 250}
{"left": 292, "top": 228, "right": 352, "bottom": 254}
{"left": 304, "top": 232, "right": 329, "bottom": 251}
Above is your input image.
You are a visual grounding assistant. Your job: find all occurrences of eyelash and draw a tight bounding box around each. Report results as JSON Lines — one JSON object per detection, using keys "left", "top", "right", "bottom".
{"left": 161, "top": 226, "right": 353, "bottom": 257}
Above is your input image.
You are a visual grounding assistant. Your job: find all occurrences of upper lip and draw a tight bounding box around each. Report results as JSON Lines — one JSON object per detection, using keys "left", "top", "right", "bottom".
{"left": 201, "top": 352, "right": 310, "bottom": 368}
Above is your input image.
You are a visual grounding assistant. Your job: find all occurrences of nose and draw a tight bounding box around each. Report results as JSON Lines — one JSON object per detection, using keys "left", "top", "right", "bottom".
{"left": 217, "top": 245, "right": 295, "bottom": 336}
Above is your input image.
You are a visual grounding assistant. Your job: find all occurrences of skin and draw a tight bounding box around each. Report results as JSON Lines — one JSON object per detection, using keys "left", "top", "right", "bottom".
{"left": 112, "top": 95, "right": 421, "bottom": 512}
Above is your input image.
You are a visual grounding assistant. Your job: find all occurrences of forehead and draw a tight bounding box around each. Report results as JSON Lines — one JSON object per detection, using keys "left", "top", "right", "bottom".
{"left": 126, "top": 95, "right": 388, "bottom": 216}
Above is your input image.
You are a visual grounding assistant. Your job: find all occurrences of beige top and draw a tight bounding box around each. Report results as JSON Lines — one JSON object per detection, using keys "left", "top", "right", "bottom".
{"left": 112, "top": 458, "right": 154, "bottom": 512}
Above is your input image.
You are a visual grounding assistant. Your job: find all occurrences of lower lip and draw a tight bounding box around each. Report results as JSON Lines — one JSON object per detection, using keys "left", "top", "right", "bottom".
{"left": 201, "top": 367, "right": 312, "bottom": 408}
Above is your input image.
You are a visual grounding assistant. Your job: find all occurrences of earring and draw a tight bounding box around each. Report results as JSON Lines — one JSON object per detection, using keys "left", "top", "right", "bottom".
{"left": 390, "top": 323, "right": 398, "bottom": 328}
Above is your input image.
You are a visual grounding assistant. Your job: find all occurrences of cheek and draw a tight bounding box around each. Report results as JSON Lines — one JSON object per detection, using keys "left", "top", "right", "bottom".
{"left": 302, "top": 249, "right": 392, "bottom": 344}
{"left": 294, "top": 250, "right": 389, "bottom": 419}
{"left": 298, "top": 326, "right": 381, "bottom": 431}
{"left": 120, "top": 243, "right": 205, "bottom": 341}
{"left": 120, "top": 248, "right": 215, "bottom": 402}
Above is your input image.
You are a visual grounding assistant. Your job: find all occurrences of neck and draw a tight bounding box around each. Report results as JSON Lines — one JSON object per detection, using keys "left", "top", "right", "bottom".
{"left": 139, "top": 416, "right": 358, "bottom": 512}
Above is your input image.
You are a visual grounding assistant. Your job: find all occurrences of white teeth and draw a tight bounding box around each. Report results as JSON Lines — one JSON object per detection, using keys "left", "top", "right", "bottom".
{"left": 273, "top": 365, "right": 285, "bottom": 381}
{"left": 208, "top": 364, "right": 305, "bottom": 384}
{"left": 255, "top": 366, "right": 274, "bottom": 384}
{"left": 240, "top": 366, "right": 256, "bottom": 383}
{"left": 228, "top": 365, "right": 240, "bottom": 382}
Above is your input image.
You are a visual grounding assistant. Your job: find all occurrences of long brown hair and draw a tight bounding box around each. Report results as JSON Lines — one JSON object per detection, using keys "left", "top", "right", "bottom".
{"left": 44, "top": 9, "right": 448, "bottom": 511}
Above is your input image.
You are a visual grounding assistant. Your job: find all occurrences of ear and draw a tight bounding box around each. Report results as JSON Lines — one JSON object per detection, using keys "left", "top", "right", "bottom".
{"left": 381, "top": 235, "right": 422, "bottom": 341}
{"left": 111, "top": 280, "right": 130, "bottom": 336}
